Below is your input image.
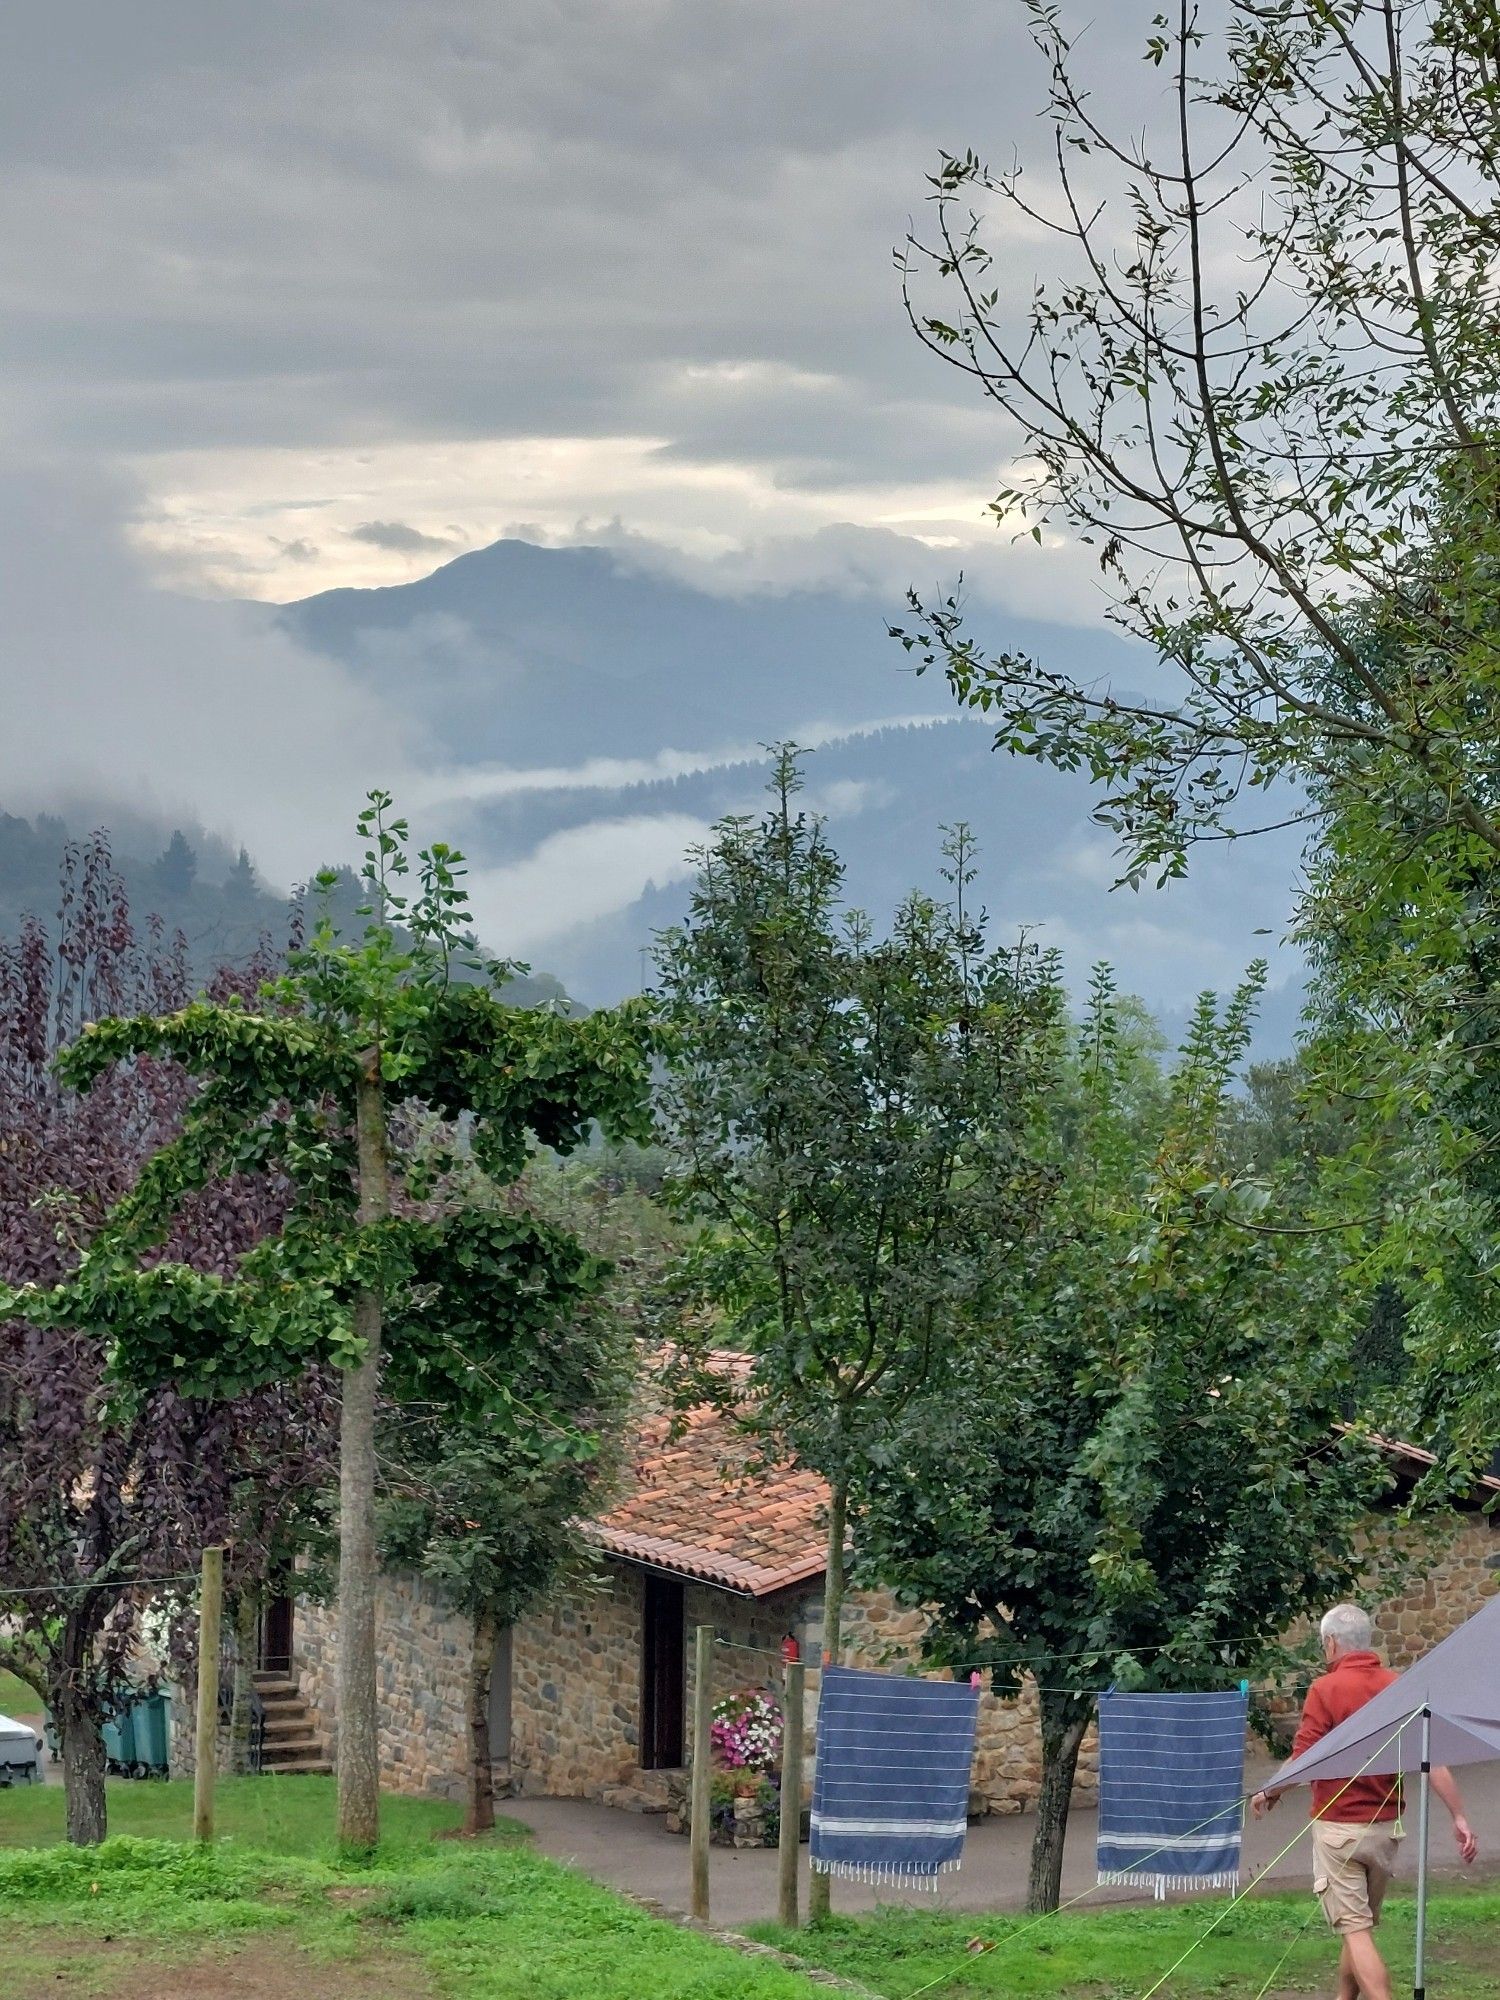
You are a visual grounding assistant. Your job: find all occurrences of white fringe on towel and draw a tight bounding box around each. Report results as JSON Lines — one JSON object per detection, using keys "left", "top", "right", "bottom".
{"left": 811, "top": 1857, "right": 963, "bottom": 1889}
{"left": 1098, "top": 1869, "right": 1241, "bottom": 1901}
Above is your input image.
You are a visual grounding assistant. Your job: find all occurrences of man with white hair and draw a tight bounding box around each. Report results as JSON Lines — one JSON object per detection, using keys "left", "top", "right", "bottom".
{"left": 1252, "top": 1603, "right": 1477, "bottom": 2000}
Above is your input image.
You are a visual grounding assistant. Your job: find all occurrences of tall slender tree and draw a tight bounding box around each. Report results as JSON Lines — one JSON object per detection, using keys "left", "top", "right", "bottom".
{"left": 654, "top": 751, "right": 1061, "bottom": 1914}
{"left": 5, "top": 796, "right": 655, "bottom": 1850}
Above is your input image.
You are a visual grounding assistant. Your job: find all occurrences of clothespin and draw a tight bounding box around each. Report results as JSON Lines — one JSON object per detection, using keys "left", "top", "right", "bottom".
{"left": 970, "top": 1671, "right": 982, "bottom": 1688}
{"left": 1240, "top": 1678, "right": 1250, "bottom": 1696}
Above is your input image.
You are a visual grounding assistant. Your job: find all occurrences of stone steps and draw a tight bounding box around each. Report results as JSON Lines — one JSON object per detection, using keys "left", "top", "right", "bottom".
{"left": 251, "top": 1672, "right": 328, "bottom": 1776}
{"left": 601, "top": 1767, "right": 681, "bottom": 1814}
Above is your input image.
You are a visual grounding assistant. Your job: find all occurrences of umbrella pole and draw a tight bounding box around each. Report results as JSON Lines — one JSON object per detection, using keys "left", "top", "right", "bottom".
{"left": 1413, "top": 1705, "right": 1432, "bottom": 2000}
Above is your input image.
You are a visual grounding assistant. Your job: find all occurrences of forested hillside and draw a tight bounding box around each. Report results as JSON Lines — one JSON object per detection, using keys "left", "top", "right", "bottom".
{"left": 0, "top": 805, "right": 570, "bottom": 1010}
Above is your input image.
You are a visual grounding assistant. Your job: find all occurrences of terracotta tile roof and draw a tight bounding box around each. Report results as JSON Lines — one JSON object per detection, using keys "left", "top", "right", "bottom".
{"left": 591, "top": 1376, "right": 830, "bottom": 1598}
{"left": 588, "top": 1381, "right": 1493, "bottom": 1601}
{"left": 1345, "top": 1425, "right": 1500, "bottom": 1497}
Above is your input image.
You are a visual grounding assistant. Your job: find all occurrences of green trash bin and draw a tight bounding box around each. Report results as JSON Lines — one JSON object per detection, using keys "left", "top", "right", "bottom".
{"left": 102, "top": 1701, "right": 138, "bottom": 1774}
{"left": 131, "top": 1691, "right": 170, "bottom": 1775}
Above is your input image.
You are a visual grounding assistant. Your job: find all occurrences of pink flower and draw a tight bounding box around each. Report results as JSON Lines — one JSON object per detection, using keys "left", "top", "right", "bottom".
{"left": 709, "top": 1690, "right": 783, "bottom": 1774}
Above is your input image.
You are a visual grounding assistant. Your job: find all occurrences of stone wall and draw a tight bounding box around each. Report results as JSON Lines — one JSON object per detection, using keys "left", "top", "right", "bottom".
{"left": 683, "top": 1580, "right": 808, "bottom": 1729}
{"left": 509, "top": 1564, "right": 643, "bottom": 1797}
{"left": 291, "top": 1505, "right": 1499, "bottom": 1812}
{"left": 294, "top": 1565, "right": 826, "bottom": 1803}
{"left": 297, "top": 1570, "right": 471, "bottom": 1800}
{"left": 1374, "top": 1510, "right": 1499, "bottom": 1664}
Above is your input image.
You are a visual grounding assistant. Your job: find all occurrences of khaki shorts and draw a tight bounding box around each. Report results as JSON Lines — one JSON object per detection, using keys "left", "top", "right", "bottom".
{"left": 1312, "top": 1819, "right": 1404, "bottom": 1935}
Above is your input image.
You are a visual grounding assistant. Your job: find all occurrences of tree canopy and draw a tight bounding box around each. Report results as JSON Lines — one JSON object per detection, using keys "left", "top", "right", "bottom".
{"left": 891, "top": 0, "right": 1500, "bottom": 1463}
{"left": 654, "top": 751, "right": 1063, "bottom": 1912}
{"left": 897, "top": 0, "right": 1500, "bottom": 885}
{"left": 1, "top": 795, "right": 656, "bottom": 1849}
{"left": 0, "top": 833, "right": 336, "bottom": 1845}
{"left": 852, "top": 967, "right": 1387, "bottom": 1912}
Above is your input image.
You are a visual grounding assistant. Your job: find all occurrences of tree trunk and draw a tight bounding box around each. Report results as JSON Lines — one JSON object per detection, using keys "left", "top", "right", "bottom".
{"left": 807, "top": 1472, "right": 848, "bottom": 1923}
{"left": 464, "top": 1611, "right": 499, "bottom": 1836}
{"left": 229, "top": 1593, "right": 257, "bottom": 1776}
{"left": 336, "top": 1053, "right": 389, "bottom": 1855}
{"left": 59, "top": 1700, "right": 107, "bottom": 1847}
{"left": 1027, "top": 1689, "right": 1092, "bottom": 1915}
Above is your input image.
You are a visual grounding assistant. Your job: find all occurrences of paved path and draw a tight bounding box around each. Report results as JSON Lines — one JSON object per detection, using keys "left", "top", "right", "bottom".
{"left": 508, "top": 1752, "right": 1500, "bottom": 1929}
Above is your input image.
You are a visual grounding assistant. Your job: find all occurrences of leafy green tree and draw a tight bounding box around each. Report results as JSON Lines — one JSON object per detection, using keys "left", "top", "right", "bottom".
{"left": 1218, "top": 1050, "right": 1418, "bottom": 1413}
{"left": 2, "top": 795, "right": 654, "bottom": 1850}
{"left": 379, "top": 1223, "right": 631, "bottom": 1835}
{"left": 890, "top": 0, "right": 1500, "bottom": 1461}
{"left": 852, "top": 968, "right": 1386, "bottom": 1913}
{"left": 654, "top": 751, "right": 1062, "bottom": 1914}
{"left": 1292, "top": 789, "right": 1500, "bottom": 1461}
{"left": 1218, "top": 1057, "right": 1357, "bottom": 1184}
{"left": 896, "top": 1, "right": 1500, "bottom": 889}
{"left": 378, "top": 1142, "right": 678, "bottom": 1835}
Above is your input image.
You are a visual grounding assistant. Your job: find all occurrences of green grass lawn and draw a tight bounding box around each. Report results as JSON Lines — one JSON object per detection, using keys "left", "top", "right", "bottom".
{"left": 751, "top": 1883, "right": 1500, "bottom": 1998}
{"left": 0, "top": 1771, "right": 466, "bottom": 1861}
{"left": 0, "top": 1777, "right": 826, "bottom": 1999}
{"left": 0, "top": 1669, "right": 42, "bottom": 1714}
{"left": 4, "top": 1780, "right": 1497, "bottom": 1998}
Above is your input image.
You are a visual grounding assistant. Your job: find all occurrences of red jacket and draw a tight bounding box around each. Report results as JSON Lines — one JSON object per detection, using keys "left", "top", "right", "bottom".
{"left": 1292, "top": 1651, "right": 1403, "bottom": 1823}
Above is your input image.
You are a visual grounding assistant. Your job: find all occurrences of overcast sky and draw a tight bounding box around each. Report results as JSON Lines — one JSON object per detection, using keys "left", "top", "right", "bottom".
{"left": 3, "top": 0, "right": 1153, "bottom": 602}
{"left": 0, "top": 2, "right": 1305, "bottom": 1016}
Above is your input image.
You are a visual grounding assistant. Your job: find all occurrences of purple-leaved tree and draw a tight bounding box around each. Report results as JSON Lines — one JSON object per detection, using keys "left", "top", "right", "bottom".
{"left": 0, "top": 832, "right": 336, "bottom": 1844}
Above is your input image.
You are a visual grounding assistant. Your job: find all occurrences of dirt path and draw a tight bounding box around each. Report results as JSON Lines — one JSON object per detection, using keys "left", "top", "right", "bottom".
{"left": 7, "top": 1931, "right": 436, "bottom": 2000}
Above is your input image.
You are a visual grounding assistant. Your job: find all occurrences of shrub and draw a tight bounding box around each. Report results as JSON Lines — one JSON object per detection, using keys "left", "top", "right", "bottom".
{"left": 707, "top": 1771, "right": 780, "bottom": 1847}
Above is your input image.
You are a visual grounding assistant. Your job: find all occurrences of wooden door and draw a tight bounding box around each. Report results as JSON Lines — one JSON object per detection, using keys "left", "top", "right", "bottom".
{"left": 639, "top": 1574, "right": 685, "bottom": 1769}
{"left": 258, "top": 1594, "right": 294, "bottom": 1676}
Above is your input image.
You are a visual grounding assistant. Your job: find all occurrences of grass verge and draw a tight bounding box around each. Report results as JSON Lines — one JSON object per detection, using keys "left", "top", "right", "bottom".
{"left": 750, "top": 1882, "right": 1500, "bottom": 1997}
{"left": 0, "top": 1773, "right": 468, "bottom": 1859}
{"left": 0, "top": 1779, "right": 826, "bottom": 1999}
{"left": 0, "top": 1670, "right": 42, "bottom": 1715}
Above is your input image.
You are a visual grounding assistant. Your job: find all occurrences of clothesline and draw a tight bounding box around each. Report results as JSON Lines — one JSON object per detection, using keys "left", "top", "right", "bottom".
{"left": 726, "top": 1634, "right": 1319, "bottom": 1699}
{"left": 898, "top": 1710, "right": 1419, "bottom": 2000}
{"left": 0, "top": 1571, "right": 202, "bottom": 1599}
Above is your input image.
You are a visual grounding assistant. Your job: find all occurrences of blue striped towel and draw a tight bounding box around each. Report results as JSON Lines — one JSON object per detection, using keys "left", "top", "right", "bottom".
{"left": 1096, "top": 1689, "right": 1248, "bottom": 1897}
{"left": 810, "top": 1665, "right": 980, "bottom": 1888}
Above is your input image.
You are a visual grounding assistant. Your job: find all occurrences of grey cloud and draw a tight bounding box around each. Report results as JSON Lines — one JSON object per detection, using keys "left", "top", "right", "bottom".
{"left": 0, "top": 464, "right": 424, "bottom": 886}
{"left": 0, "top": 2, "right": 1159, "bottom": 500}
{"left": 271, "top": 536, "right": 321, "bottom": 563}
{"left": 349, "top": 521, "right": 456, "bottom": 553}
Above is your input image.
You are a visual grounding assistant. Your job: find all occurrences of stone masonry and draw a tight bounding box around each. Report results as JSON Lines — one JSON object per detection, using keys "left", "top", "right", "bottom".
{"left": 292, "top": 1506, "right": 1498, "bottom": 1811}
{"left": 297, "top": 1570, "right": 471, "bottom": 1799}
{"left": 509, "top": 1564, "right": 642, "bottom": 1797}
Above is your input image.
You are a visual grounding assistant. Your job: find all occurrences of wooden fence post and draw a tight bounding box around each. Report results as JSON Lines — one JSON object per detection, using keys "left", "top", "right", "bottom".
{"left": 193, "top": 1545, "right": 225, "bottom": 1843}
{"left": 777, "top": 1659, "right": 805, "bottom": 1929}
{"left": 690, "top": 1623, "right": 714, "bottom": 1921}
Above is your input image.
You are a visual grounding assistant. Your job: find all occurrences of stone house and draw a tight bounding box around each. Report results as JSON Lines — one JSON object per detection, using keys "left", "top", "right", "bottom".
{"left": 284, "top": 1400, "right": 1500, "bottom": 1811}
